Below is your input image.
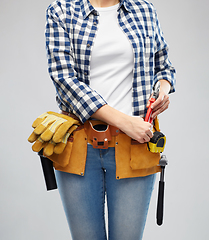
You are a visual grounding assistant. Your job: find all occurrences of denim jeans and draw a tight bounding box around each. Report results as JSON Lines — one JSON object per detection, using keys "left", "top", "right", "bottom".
{"left": 55, "top": 145, "right": 156, "bottom": 240}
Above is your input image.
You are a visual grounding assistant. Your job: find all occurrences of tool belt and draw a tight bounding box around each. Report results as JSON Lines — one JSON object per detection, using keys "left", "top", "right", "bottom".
{"left": 28, "top": 111, "right": 161, "bottom": 179}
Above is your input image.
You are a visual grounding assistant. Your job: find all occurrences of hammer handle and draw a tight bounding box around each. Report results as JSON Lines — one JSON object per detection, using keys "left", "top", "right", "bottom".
{"left": 157, "top": 180, "right": 165, "bottom": 226}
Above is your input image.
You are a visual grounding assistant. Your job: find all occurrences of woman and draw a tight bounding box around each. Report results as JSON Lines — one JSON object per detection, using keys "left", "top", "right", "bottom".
{"left": 45, "top": 0, "right": 176, "bottom": 239}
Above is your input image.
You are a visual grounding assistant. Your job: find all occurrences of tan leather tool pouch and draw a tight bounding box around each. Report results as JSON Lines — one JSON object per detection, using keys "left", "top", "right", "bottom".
{"left": 44, "top": 139, "right": 73, "bottom": 167}
{"left": 46, "top": 128, "right": 88, "bottom": 176}
{"left": 130, "top": 141, "right": 160, "bottom": 170}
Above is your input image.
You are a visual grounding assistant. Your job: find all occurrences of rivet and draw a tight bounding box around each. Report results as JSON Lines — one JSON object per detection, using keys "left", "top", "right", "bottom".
{"left": 116, "top": 142, "right": 118, "bottom": 145}
{"left": 116, "top": 130, "right": 119, "bottom": 133}
{"left": 117, "top": 176, "right": 119, "bottom": 179}
{"left": 81, "top": 172, "right": 84, "bottom": 176}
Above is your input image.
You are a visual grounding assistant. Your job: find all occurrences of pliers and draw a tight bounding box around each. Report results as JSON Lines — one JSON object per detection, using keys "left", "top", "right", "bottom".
{"left": 145, "top": 82, "right": 160, "bottom": 124}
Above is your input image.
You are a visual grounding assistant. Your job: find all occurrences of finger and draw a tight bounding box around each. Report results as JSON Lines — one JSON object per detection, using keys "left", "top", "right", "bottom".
{"left": 153, "top": 104, "right": 169, "bottom": 118}
{"left": 152, "top": 103, "right": 169, "bottom": 119}
{"left": 152, "top": 92, "right": 169, "bottom": 109}
{"left": 145, "top": 128, "right": 153, "bottom": 138}
{"left": 137, "top": 133, "right": 150, "bottom": 143}
{"left": 143, "top": 135, "right": 150, "bottom": 143}
{"left": 152, "top": 95, "right": 169, "bottom": 112}
{"left": 151, "top": 93, "right": 165, "bottom": 109}
{"left": 152, "top": 96, "right": 169, "bottom": 112}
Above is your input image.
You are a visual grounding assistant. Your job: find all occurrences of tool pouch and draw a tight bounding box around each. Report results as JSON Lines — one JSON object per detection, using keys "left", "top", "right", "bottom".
{"left": 43, "top": 138, "right": 74, "bottom": 167}
{"left": 84, "top": 121, "right": 117, "bottom": 149}
{"left": 130, "top": 118, "right": 161, "bottom": 170}
{"left": 47, "top": 128, "right": 88, "bottom": 176}
{"left": 130, "top": 141, "right": 161, "bottom": 170}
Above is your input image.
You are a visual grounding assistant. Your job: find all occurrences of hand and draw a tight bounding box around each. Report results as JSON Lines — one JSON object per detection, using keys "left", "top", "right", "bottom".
{"left": 149, "top": 91, "right": 170, "bottom": 119}
{"left": 147, "top": 80, "right": 171, "bottom": 119}
{"left": 121, "top": 116, "right": 153, "bottom": 143}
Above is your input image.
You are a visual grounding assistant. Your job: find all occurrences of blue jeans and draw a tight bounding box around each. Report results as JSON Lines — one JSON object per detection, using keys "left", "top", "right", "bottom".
{"left": 55, "top": 145, "right": 156, "bottom": 240}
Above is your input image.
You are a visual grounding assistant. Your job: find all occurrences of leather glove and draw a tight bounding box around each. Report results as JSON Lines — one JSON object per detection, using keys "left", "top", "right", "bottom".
{"left": 28, "top": 111, "right": 80, "bottom": 156}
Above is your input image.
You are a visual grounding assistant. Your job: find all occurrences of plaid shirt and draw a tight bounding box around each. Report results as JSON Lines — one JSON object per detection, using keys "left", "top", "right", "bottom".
{"left": 45, "top": 0, "right": 176, "bottom": 123}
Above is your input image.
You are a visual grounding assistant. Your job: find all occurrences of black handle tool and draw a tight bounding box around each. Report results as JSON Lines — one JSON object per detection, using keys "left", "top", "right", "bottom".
{"left": 38, "top": 149, "right": 57, "bottom": 191}
{"left": 156, "top": 155, "right": 168, "bottom": 226}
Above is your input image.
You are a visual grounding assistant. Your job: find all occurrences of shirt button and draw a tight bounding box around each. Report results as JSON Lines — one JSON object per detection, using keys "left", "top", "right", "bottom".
{"left": 93, "top": 10, "right": 98, "bottom": 16}
{"left": 93, "top": 21, "right": 97, "bottom": 25}
{"left": 87, "top": 43, "right": 91, "bottom": 48}
{"left": 84, "top": 72, "right": 87, "bottom": 75}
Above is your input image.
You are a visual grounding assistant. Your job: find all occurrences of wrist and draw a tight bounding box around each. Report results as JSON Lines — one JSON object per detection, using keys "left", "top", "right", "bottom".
{"left": 159, "top": 79, "right": 171, "bottom": 95}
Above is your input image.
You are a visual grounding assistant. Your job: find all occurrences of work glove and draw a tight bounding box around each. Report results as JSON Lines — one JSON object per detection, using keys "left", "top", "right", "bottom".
{"left": 28, "top": 111, "right": 80, "bottom": 156}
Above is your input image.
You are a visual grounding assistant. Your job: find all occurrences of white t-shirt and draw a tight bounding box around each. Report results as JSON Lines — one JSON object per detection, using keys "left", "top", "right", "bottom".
{"left": 90, "top": 3, "right": 134, "bottom": 116}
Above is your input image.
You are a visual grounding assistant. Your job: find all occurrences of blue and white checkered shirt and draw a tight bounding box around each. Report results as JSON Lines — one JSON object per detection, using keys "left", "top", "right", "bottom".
{"left": 45, "top": 0, "right": 176, "bottom": 123}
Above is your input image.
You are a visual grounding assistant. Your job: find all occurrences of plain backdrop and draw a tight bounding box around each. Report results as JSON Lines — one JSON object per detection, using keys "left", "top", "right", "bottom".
{"left": 0, "top": 0, "right": 209, "bottom": 239}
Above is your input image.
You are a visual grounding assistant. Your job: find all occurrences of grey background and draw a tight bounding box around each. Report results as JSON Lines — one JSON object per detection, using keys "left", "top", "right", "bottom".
{"left": 0, "top": 0, "right": 208, "bottom": 239}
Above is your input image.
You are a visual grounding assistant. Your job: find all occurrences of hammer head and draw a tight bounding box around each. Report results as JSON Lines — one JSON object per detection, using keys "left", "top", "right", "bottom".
{"left": 159, "top": 155, "right": 168, "bottom": 167}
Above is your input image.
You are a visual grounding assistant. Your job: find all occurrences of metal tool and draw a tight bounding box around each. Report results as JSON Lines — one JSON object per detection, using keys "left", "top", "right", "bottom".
{"left": 156, "top": 155, "right": 168, "bottom": 225}
{"left": 145, "top": 82, "right": 160, "bottom": 124}
{"left": 145, "top": 82, "right": 166, "bottom": 153}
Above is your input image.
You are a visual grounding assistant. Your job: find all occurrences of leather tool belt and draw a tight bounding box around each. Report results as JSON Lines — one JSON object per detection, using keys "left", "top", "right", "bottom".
{"left": 29, "top": 111, "right": 161, "bottom": 179}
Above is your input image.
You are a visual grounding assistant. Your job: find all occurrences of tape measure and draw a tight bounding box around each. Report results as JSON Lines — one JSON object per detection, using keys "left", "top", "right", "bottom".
{"left": 147, "top": 131, "right": 166, "bottom": 153}
{"left": 145, "top": 82, "right": 166, "bottom": 153}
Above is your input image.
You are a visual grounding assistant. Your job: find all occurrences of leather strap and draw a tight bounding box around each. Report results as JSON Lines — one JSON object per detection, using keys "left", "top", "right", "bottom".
{"left": 61, "top": 111, "right": 80, "bottom": 122}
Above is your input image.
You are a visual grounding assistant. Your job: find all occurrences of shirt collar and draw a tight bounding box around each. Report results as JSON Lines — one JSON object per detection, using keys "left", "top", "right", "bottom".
{"left": 80, "top": 0, "right": 97, "bottom": 19}
{"left": 80, "top": 0, "right": 131, "bottom": 19}
{"left": 119, "top": 0, "right": 131, "bottom": 13}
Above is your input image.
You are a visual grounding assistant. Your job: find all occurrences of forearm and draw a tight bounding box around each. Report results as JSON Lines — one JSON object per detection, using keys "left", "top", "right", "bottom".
{"left": 92, "top": 105, "right": 153, "bottom": 143}
{"left": 92, "top": 104, "right": 129, "bottom": 129}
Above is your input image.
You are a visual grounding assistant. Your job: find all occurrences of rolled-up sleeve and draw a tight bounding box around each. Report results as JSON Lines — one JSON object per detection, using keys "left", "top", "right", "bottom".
{"left": 45, "top": 6, "right": 107, "bottom": 123}
{"left": 153, "top": 9, "right": 176, "bottom": 93}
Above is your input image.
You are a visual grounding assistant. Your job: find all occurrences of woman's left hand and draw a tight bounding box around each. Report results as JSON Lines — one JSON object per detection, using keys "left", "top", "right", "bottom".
{"left": 146, "top": 80, "right": 171, "bottom": 119}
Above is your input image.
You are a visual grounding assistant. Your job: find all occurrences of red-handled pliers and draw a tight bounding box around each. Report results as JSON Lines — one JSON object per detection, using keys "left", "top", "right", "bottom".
{"left": 145, "top": 82, "right": 160, "bottom": 123}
